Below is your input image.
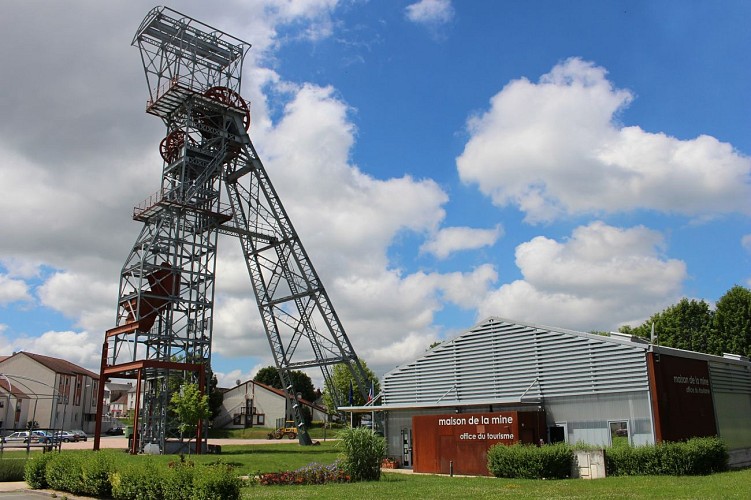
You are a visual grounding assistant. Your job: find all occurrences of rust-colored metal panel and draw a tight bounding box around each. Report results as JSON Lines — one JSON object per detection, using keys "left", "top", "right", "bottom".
{"left": 413, "top": 411, "right": 525, "bottom": 476}
{"left": 649, "top": 353, "right": 717, "bottom": 442}
{"left": 646, "top": 352, "right": 663, "bottom": 442}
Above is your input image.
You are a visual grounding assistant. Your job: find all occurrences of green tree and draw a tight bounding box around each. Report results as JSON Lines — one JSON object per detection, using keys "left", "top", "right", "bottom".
{"left": 322, "top": 361, "right": 379, "bottom": 414}
{"left": 619, "top": 298, "right": 713, "bottom": 352}
{"left": 253, "top": 366, "right": 317, "bottom": 403}
{"left": 711, "top": 285, "right": 751, "bottom": 357}
{"left": 170, "top": 383, "right": 210, "bottom": 454}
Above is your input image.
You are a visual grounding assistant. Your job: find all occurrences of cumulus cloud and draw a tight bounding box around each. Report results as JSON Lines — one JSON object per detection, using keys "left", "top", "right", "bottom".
{"left": 36, "top": 271, "right": 116, "bottom": 333}
{"left": 261, "top": 83, "right": 448, "bottom": 277}
{"left": 0, "top": 275, "right": 32, "bottom": 305}
{"left": 457, "top": 57, "right": 751, "bottom": 223}
{"left": 421, "top": 225, "right": 503, "bottom": 259}
{"left": 478, "top": 221, "right": 686, "bottom": 331}
{"left": 15, "top": 330, "right": 102, "bottom": 371}
{"left": 405, "top": 0, "right": 455, "bottom": 26}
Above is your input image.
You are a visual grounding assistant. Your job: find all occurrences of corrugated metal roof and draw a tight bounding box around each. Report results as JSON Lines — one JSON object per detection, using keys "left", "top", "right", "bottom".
{"left": 383, "top": 317, "right": 650, "bottom": 406}
{"left": 383, "top": 317, "right": 751, "bottom": 408}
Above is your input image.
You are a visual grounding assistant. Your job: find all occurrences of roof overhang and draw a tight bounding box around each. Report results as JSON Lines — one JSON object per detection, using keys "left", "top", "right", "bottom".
{"left": 339, "top": 396, "right": 543, "bottom": 413}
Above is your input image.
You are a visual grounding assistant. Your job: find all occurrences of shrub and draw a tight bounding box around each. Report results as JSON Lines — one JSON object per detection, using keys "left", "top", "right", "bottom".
{"left": 24, "top": 453, "right": 55, "bottom": 489}
{"left": 45, "top": 452, "right": 86, "bottom": 495}
{"left": 487, "top": 443, "right": 573, "bottom": 479}
{"left": 0, "top": 458, "right": 27, "bottom": 482}
{"left": 162, "top": 459, "right": 196, "bottom": 500}
{"left": 191, "top": 462, "right": 242, "bottom": 500}
{"left": 605, "top": 437, "right": 728, "bottom": 476}
{"left": 111, "top": 459, "right": 163, "bottom": 500}
{"left": 80, "top": 450, "right": 116, "bottom": 498}
{"left": 337, "top": 426, "right": 386, "bottom": 481}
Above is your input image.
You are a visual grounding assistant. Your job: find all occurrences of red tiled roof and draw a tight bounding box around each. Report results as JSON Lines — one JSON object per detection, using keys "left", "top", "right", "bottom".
{"left": 5, "top": 352, "right": 98, "bottom": 379}
{"left": 0, "top": 377, "right": 29, "bottom": 398}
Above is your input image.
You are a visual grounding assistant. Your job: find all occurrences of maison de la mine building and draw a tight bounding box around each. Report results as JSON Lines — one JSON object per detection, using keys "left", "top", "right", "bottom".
{"left": 344, "top": 317, "right": 751, "bottom": 476}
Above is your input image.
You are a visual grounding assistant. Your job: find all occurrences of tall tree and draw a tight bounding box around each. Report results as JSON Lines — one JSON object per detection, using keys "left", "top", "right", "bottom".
{"left": 322, "top": 361, "right": 379, "bottom": 414}
{"left": 253, "top": 366, "right": 317, "bottom": 403}
{"left": 711, "top": 285, "right": 751, "bottom": 358}
{"left": 619, "top": 298, "right": 713, "bottom": 352}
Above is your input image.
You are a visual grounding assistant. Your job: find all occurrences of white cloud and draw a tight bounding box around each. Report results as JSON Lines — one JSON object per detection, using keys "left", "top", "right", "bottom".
{"left": 0, "top": 275, "right": 32, "bottom": 305}
{"left": 405, "top": 0, "right": 455, "bottom": 26}
{"left": 435, "top": 264, "right": 498, "bottom": 309}
{"left": 478, "top": 221, "right": 686, "bottom": 331}
{"left": 421, "top": 225, "right": 503, "bottom": 259}
{"left": 213, "top": 367, "right": 257, "bottom": 390}
{"left": 457, "top": 57, "right": 751, "bottom": 223}
{"left": 15, "top": 330, "right": 101, "bottom": 372}
{"left": 36, "top": 271, "right": 116, "bottom": 333}
{"left": 742, "top": 234, "right": 751, "bottom": 253}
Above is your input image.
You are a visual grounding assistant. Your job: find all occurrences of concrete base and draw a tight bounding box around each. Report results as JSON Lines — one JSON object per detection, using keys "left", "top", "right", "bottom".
{"left": 163, "top": 440, "right": 208, "bottom": 454}
{"left": 572, "top": 450, "right": 606, "bottom": 479}
{"left": 728, "top": 447, "right": 751, "bottom": 469}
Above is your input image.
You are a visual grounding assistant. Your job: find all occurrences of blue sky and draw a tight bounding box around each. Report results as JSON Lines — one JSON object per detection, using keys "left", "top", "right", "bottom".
{"left": 0, "top": 0, "right": 749, "bottom": 388}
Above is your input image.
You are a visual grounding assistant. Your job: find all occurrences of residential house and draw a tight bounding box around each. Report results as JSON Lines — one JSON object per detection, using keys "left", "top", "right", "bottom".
{"left": 214, "top": 380, "right": 329, "bottom": 429}
{"left": 0, "top": 352, "right": 99, "bottom": 433}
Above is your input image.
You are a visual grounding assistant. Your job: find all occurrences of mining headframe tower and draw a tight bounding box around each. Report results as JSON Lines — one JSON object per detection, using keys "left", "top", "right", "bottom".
{"left": 94, "top": 6, "right": 370, "bottom": 453}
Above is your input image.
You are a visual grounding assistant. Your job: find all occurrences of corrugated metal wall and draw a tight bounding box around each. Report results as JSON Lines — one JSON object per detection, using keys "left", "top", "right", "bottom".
{"left": 384, "top": 318, "right": 649, "bottom": 405}
{"left": 709, "top": 361, "right": 751, "bottom": 449}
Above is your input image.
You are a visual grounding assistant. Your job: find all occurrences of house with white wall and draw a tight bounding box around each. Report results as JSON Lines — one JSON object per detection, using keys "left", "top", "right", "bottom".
{"left": 214, "top": 380, "right": 329, "bottom": 429}
{"left": 0, "top": 352, "right": 99, "bottom": 433}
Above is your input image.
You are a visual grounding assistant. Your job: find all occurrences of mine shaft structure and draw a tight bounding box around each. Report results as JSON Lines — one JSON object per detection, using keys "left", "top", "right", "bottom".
{"left": 94, "top": 6, "right": 369, "bottom": 453}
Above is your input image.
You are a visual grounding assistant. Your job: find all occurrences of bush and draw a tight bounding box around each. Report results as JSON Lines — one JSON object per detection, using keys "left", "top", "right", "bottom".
{"left": 162, "top": 460, "right": 196, "bottom": 500}
{"left": 110, "top": 459, "right": 163, "bottom": 500}
{"left": 80, "top": 450, "right": 116, "bottom": 498}
{"left": 487, "top": 443, "right": 573, "bottom": 479}
{"left": 605, "top": 437, "right": 728, "bottom": 476}
{"left": 45, "top": 452, "right": 85, "bottom": 495}
{"left": 0, "top": 459, "right": 26, "bottom": 482}
{"left": 337, "top": 426, "right": 386, "bottom": 481}
{"left": 24, "top": 453, "right": 55, "bottom": 489}
{"left": 191, "top": 463, "right": 242, "bottom": 500}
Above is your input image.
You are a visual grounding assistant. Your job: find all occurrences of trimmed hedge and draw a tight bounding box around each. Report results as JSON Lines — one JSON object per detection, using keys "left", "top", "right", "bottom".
{"left": 605, "top": 437, "right": 728, "bottom": 476}
{"left": 487, "top": 443, "right": 573, "bottom": 479}
{"left": 24, "top": 451, "right": 242, "bottom": 500}
{"left": 24, "top": 453, "right": 55, "bottom": 489}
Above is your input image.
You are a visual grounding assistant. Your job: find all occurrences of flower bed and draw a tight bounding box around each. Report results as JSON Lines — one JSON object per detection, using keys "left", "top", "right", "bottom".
{"left": 259, "top": 462, "right": 351, "bottom": 486}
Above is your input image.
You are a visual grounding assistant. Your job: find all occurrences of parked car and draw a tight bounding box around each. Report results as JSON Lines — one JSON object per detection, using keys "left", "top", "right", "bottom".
{"left": 69, "top": 429, "right": 88, "bottom": 441}
{"left": 55, "top": 431, "right": 79, "bottom": 442}
{"left": 33, "top": 430, "right": 58, "bottom": 443}
{"left": 105, "top": 427, "right": 124, "bottom": 436}
{"left": 3, "top": 430, "right": 55, "bottom": 444}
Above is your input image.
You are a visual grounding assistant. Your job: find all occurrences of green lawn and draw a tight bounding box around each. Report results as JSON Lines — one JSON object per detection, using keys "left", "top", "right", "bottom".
{"left": 212, "top": 443, "right": 751, "bottom": 498}
{"left": 243, "top": 468, "right": 751, "bottom": 499}
{"left": 208, "top": 426, "right": 343, "bottom": 440}
{"left": 3, "top": 441, "right": 750, "bottom": 498}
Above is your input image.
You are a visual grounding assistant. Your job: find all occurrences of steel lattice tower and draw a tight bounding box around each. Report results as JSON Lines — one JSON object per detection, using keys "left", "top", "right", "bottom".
{"left": 94, "top": 6, "right": 369, "bottom": 453}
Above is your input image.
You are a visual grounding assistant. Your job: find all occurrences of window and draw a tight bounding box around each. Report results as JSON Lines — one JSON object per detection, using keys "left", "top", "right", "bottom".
{"left": 609, "top": 420, "right": 629, "bottom": 447}
{"left": 549, "top": 423, "right": 566, "bottom": 443}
